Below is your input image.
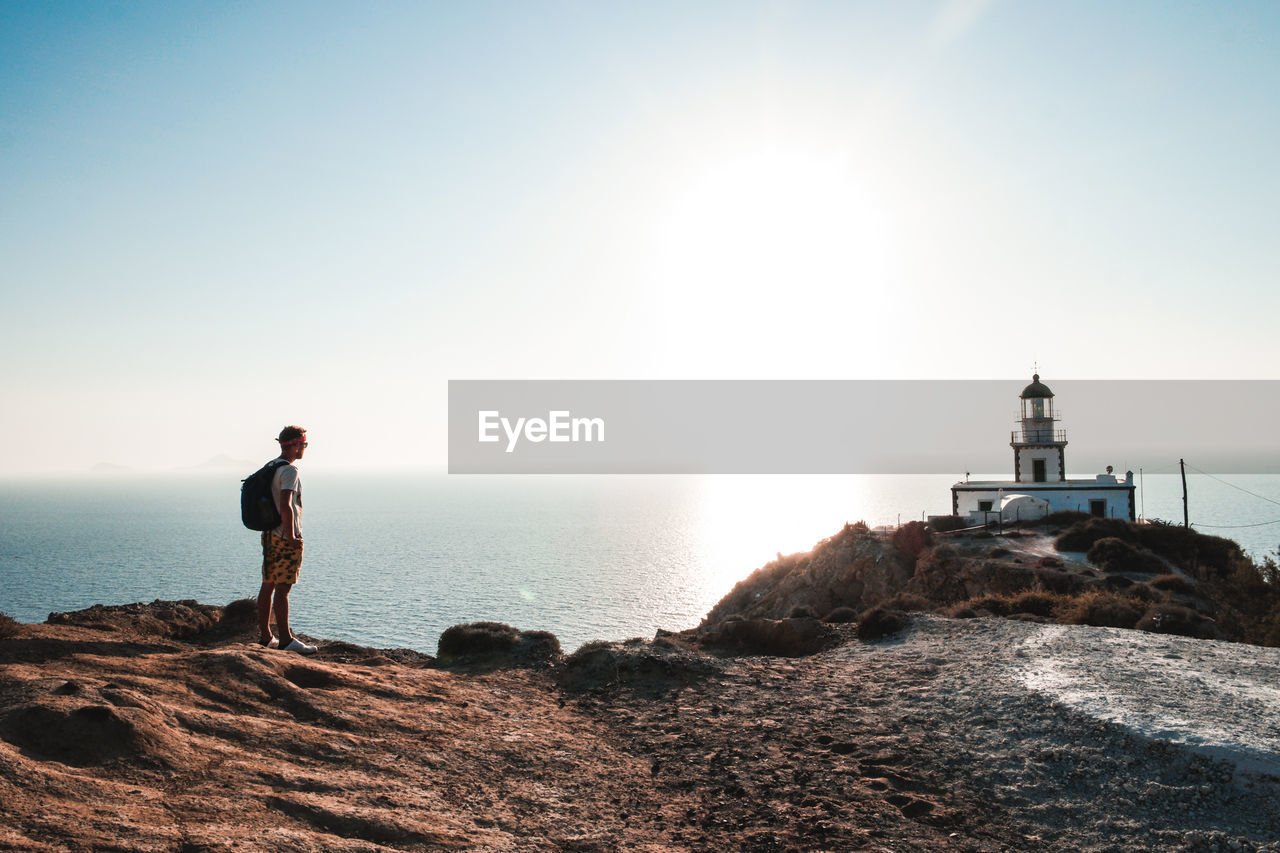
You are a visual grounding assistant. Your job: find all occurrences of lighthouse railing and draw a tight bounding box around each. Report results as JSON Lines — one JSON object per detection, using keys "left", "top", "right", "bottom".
{"left": 1011, "top": 428, "right": 1067, "bottom": 444}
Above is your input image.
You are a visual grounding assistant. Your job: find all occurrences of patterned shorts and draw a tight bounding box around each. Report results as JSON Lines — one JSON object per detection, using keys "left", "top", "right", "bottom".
{"left": 261, "top": 532, "right": 304, "bottom": 585}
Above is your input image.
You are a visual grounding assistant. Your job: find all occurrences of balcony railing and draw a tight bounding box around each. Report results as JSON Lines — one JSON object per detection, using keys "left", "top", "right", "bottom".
{"left": 1011, "top": 429, "right": 1067, "bottom": 444}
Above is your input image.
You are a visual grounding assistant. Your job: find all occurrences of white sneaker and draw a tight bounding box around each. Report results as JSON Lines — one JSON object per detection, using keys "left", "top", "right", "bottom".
{"left": 283, "top": 638, "right": 317, "bottom": 655}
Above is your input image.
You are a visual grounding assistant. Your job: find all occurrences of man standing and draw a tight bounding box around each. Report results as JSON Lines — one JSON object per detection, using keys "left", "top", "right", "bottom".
{"left": 257, "top": 425, "right": 317, "bottom": 654}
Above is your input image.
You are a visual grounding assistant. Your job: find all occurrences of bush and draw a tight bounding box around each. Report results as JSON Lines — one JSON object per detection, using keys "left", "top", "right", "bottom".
{"left": 856, "top": 607, "right": 906, "bottom": 641}
{"left": 928, "top": 515, "right": 969, "bottom": 533}
{"left": 946, "top": 605, "right": 979, "bottom": 619}
{"left": 1033, "top": 568, "right": 1086, "bottom": 595}
{"left": 1150, "top": 574, "right": 1197, "bottom": 596}
{"left": 789, "top": 606, "right": 818, "bottom": 619}
{"left": 1044, "top": 510, "right": 1090, "bottom": 528}
{"left": 1137, "top": 522, "right": 1243, "bottom": 577}
{"left": 0, "top": 611, "right": 17, "bottom": 639}
{"left": 928, "top": 544, "right": 958, "bottom": 560}
{"left": 1056, "top": 591, "right": 1143, "bottom": 630}
{"left": 963, "top": 596, "right": 1012, "bottom": 617}
{"left": 703, "top": 617, "right": 836, "bottom": 657}
{"left": 1087, "top": 537, "right": 1166, "bottom": 574}
{"left": 1007, "top": 592, "right": 1062, "bottom": 619}
{"left": 822, "top": 607, "right": 860, "bottom": 624}
{"left": 1055, "top": 518, "right": 1137, "bottom": 552}
{"left": 883, "top": 593, "right": 933, "bottom": 613}
{"left": 891, "top": 521, "right": 932, "bottom": 564}
{"left": 438, "top": 621, "right": 518, "bottom": 657}
{"left": 220, "top": 598, "right": 258, "bottom": 628}
{"left": 1136, "top": 604, "right": 1217, "bottom": 639}
{"left": 436, "top": 622, "right": 561, "bottom": 666}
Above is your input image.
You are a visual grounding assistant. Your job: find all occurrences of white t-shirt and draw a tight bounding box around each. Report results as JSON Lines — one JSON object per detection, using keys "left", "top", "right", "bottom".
{"left": 270, "top": 459, "right": 302, "bottom": 539}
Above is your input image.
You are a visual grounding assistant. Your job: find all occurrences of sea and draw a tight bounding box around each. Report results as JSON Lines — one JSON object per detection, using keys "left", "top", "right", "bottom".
{"left": 2, "top": 473, "right": 1278, "bottom": 653}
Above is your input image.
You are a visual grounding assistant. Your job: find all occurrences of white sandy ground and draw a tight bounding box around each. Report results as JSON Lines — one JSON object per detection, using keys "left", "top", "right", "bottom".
{"left": 1016, "top": 623, "right": 1280, "bottom": 777}
{"left": 810, "top": 615, "right": 1280, "bottom": 851}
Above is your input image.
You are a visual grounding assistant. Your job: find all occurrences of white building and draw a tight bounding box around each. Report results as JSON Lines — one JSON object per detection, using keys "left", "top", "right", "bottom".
{"left": 951, "top": 375, "right": 1136, "bottom": 523}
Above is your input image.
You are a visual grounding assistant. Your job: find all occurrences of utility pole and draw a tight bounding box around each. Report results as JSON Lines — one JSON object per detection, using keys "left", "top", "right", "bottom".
{"left": 1180, "top": 458, "right": 1189, "bottom": 529}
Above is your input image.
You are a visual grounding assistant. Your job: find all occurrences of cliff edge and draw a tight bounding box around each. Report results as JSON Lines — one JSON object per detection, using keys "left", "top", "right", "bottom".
{"left": 3, "top": 590, "right": 1280, "bottom": 852}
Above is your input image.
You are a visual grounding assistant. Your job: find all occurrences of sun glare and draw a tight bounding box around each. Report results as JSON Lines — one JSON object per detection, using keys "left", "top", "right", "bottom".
{"left": 651, "top": 141, "right": 895, "bottom": 336}
{"left": 692, "top": 475, "right": 876, "bottom": 601}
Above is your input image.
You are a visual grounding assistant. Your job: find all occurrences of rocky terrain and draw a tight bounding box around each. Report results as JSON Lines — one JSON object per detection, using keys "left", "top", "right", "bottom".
{"left": 2, "top": 520, "right": 1279, "bottom": 852}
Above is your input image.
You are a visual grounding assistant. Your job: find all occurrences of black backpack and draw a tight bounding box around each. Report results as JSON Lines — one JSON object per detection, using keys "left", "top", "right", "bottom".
{"left": 241, "top": 459, "right": 288, "bottom": 531}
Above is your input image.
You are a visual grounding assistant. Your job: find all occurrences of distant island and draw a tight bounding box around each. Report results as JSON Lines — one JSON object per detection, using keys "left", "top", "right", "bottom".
{"left": 87, "top": 454, "right": 252, "bottom": 476}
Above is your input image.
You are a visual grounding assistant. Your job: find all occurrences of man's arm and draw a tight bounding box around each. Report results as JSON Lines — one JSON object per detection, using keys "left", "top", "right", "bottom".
{"left": 278, "top": 489, "right": 299, "bottom": 541}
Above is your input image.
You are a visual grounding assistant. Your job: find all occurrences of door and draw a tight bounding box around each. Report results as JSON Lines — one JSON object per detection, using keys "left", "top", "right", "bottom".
{"left": 1033, "top": 459, "right": 1047, "bottom": 483}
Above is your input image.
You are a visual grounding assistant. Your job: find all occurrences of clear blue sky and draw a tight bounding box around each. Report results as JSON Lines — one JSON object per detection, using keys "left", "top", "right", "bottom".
{"left": 3, "top": 1, "right": 1278, "bottom": 473}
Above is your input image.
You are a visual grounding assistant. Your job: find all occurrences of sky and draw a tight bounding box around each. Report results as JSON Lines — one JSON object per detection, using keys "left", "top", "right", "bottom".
{"left": 2, "top": 1, "right": 1279, "bottom": 474}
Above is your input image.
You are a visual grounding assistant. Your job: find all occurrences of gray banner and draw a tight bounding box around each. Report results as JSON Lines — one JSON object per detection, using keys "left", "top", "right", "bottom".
{"left": 447, "top": 380, "right": 1280, "bottom": 474}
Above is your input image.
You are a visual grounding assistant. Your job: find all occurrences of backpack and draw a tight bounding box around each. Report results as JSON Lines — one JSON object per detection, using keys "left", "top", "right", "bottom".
{"left": 240, "top": 459, "right": 288, "bottom": 531}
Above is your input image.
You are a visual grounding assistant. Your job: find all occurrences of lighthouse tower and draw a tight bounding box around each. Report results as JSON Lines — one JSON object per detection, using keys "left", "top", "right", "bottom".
{"left": 1012, "top": 374, "right": 1066, "bottom": 483}
{"left": 948, "top": 373, "right": 1136, "bottom": 522}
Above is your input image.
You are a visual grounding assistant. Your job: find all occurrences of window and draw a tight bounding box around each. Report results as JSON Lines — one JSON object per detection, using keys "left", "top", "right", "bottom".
{"left": 1090, "top": 499, "right": 1106, "bottom": 518}
{"left": 978, "top": 500, "right": 993, "bottom": 512}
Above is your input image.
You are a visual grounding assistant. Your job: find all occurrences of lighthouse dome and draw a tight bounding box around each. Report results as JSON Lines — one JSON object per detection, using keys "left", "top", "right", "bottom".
{"left": 1021, "top": 374, "right": 1054, "bottom": 399}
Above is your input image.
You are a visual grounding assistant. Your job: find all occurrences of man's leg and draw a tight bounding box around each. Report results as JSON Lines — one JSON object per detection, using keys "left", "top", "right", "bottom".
{"left": 272, "top": 583, "right": 293, "bottom": 646}
{"left": 257, "top": 582, "right": 277, "bottom": 645}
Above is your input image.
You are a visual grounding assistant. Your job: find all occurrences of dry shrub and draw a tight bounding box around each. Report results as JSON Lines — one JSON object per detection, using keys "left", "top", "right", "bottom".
{"left": 0, "top": 612, "right": 17, "bottom": 639}
{"left": 1150, "top": 574, "right": 1197, "bottom": 596}
{"left": 1087, "top": 537, "right": 1166, "bottom": 574}
{"left": 436, "top": 622, "right": 561, "bottom": 665}
{"left": 1056, "top": 590, "right": 1143, "bottom": 630}
{"left": 1007, "top": 592, "right": 1063, "bottom": 619}
{"left": 856, "top": 607, "right": 906, "bottom": 641}
{"left": 438, "top": 621, "right": 518, "bottom": 656}
{"left": 884, "top": 593, "right": 933, "bottom": 613}
{"left": 963, "top": 596, "right": 1012, "bottom": 617}
{"left": 891, "top": 521, "right": 932, "bottom": 564}
{"left": 1044, "top": 510, "right": 1090, "bottom": 528}
{"left": 704, "top": 617, "right": 836, "bottom": 657}
{"left": 559, "top": 638, "right": 719, "bottom": 693}
{"left": 946, "top": 605, "right": 979, "bottom": 619}
{"left": 1136, "top": 604, "right": 1217, "bottom": 639}
{"left": 822, "top": 607, "right": 859, "bottom": 624}
{"left": 1055, "top": 518, "right": 1137, "bottom": 552}
{"left": 1036, "top": 555, "right": 1064, "bottom": 568}
{"left": 1137, "top": 522, "right": 1243, "bottom": 577}
{"left": 789, "top": 606, "right": 818, "bottom": 619}
{"left": 1127, "top": 583, "right": 1160, "bottom": 603}
{"left": 929, "top": 515, "right": 969, "bottom": 533}
{"left": 929, "top": 544, "right": 958, "bottom": 560}
{"left": 219, "top": 598, "right": 258, "bottom": 629}
{"left": 1033, "top": 568, "right": 1086, "bottom": 595}
{"left": 989, "top": 547, "right": 1010, "bottom": 558}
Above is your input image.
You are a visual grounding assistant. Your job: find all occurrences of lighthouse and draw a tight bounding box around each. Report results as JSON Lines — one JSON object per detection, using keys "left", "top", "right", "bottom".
{"left": 950, "top": 375, "right": 1136, "bottom": 523}
{"left": 1013, "top": 374, "right": 1066, "bottom": 483}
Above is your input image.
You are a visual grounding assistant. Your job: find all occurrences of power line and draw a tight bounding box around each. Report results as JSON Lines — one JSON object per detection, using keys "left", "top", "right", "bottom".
{"left": 1194, "top": 518, "right": 1280, "bottom": 530}
{"left": 1182, "top": 462, "right": 1280, "bottom": 509}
